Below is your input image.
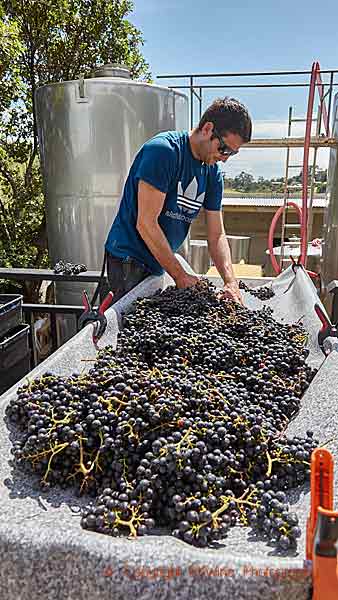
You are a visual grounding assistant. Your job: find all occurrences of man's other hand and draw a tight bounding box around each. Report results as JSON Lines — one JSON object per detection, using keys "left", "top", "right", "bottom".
{"left": 175, "top": 273, "right": 200, "bottom": 289}
{"left": 220, "top": 279, "right": 243, "bottom": 305}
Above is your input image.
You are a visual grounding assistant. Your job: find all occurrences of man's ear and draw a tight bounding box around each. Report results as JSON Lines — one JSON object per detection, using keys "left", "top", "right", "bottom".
{"left": 201, "top": 121, "right": 214, "bottom": 139}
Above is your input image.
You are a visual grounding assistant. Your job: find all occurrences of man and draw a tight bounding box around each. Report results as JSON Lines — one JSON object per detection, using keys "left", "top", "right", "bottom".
{"left": 105, "top": 97, "right": 252, "bottom": 303}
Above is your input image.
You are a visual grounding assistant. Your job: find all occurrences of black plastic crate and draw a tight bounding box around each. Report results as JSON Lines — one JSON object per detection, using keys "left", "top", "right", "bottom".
{"left": 0, "top": 324, "right": 30, "bottom": 395}
{"left": 0, "top": 294, "right": 23, "bottom": 339}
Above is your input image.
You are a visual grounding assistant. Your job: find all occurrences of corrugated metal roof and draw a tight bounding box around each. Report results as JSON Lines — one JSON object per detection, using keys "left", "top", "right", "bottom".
{"left": 221, "top": 195, "right": 327, "bottom": 208}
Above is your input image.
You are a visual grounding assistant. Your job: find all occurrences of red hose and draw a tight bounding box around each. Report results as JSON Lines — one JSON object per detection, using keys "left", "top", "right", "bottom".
{"left": 301, "top": 62, "right": 318, "bottom": 265}
{"left": 269, "top": 61, "right": 327, "bottom": 275}
{"left": 268, "top": 202, "right": 302, "bottom": 274}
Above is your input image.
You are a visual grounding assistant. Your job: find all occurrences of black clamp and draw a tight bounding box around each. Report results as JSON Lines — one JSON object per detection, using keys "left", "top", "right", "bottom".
{"left": 314, "top": 302, "right": 338, "bottom": 353}
{"left": 290, "top": 255, "right": 303, "bottom": 274}
{"left": 327, "top": 280, "right": 338, "bottom": 324}
{"left": 290, "top": 255, "right": 319, "bottom": 280}
{"left": 78, "top": 290, "right": 114, "bottom": 345}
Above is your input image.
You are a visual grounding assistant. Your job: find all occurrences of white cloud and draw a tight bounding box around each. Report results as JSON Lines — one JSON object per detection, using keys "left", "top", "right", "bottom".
{"left": 222, "top": 120, "right": 330, "bottom": 179}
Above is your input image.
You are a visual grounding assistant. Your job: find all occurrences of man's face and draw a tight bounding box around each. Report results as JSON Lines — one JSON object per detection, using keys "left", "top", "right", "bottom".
{"left": 200, "top": 124, "right": 244, "bottom": 165}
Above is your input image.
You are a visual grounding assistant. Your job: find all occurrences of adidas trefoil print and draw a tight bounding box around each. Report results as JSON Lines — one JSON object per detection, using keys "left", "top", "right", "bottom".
{"left": 177, "top": 177, "right": 206, "bottom": 214}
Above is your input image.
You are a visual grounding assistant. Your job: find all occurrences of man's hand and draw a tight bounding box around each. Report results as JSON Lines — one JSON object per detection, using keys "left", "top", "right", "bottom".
{"left": 175, "top": 272, "right": 200, "bottom": 289}
{"left": 220, "top": 279, "right": 243, "bottom": 304}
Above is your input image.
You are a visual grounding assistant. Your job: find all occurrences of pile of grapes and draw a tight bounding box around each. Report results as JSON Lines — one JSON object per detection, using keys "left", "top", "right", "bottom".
{"left": 7, "top": 281, "right": 318, "bottom": 551}
{"left": 53, "top": 260, "right": 87, "bottom": 275}
{"left": 239, "top": 280, "right": 275, "bottom": 300}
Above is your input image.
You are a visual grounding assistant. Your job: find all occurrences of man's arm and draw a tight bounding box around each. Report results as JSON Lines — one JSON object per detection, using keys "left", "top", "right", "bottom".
{"left": 136, "top": 180, "right": 199, "bottom": 288}
{"left": 205, "top": 209, "right": 243, "bottom": 303}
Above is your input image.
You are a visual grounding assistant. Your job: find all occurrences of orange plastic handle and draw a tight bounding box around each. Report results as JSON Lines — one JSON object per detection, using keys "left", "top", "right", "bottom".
{"left": 306, "top": 448, "right": 334, "bottom": 560}
{"left": 313, "top": 556, "right": 338, "bottom": 600}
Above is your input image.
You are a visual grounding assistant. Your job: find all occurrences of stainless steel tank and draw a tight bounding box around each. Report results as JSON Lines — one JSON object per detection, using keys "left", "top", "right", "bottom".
{"left": 35, "top": 64, "right": 188, "bottom": 340}
{"left": 189, "top": 240, "right": 211, "bottom": 274}
{"left": 177, "top": 230, "right": 191, "bottom": 262}
{"left": 322, "top": 93, "right": 338, "bottom": 306}
{"left": 227, "top": 235, "right": 251, "bottom": 263}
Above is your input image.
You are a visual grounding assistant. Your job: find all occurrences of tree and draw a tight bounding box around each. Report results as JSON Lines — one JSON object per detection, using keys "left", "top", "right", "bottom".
{"left": 233, "top": 171, "right": 255, "bottom": 192}
{"left": 0, "top": 0, "right": 150, "bottom": 299}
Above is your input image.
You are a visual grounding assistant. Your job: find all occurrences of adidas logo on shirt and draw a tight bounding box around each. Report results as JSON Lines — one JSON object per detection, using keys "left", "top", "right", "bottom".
{"left": 177, "top": 177, "right": 205, "bottom": 213}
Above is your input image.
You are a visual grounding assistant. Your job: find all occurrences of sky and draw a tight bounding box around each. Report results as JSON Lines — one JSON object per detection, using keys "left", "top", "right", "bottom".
{"left": 130, "top": 0, "right": 338, "bottom": 179}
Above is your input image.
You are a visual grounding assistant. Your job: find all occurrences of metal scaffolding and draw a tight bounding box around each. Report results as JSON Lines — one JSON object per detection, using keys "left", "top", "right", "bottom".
{"left": 157, "top": 65, "right": 338, "bottom": 272}
{"left": 157, "top": 67, "right": 338, "bottom": 132}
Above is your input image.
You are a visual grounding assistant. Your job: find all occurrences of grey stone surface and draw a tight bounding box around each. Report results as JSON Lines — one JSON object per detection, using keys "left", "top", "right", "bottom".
{"left": 0, "top": 262, "right": 330, "bottom": 599}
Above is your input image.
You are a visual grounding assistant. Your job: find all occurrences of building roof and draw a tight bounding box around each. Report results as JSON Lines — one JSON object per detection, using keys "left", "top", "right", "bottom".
{"left": 221, "top": 194, "right": 327, "bottom": 208}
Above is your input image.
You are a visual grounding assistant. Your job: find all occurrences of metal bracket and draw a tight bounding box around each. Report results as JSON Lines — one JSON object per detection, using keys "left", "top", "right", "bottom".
{"left": 314, "top": 303, "right": 338, "bottom": 352}
{"left": 323, "top": 336, "right": 338, "bottom": 355}
{"left": 76, "top": 74, "right": 89, "bottom": 103}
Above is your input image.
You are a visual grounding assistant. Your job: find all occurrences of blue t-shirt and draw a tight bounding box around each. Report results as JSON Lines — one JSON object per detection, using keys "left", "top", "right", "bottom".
{"left": 105, "top": 130, "right": 223, "bottom": 275}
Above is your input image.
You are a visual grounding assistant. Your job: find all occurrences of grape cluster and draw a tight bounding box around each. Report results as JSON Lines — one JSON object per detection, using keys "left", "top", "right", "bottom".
{"left": 53, "top": 260, "right": 87, "bottom": 275}
{"left": 7, "top": 280, "right": 317, "bottom": 551}
{"left": 239, "top": 280, "right": 275, "bottom": 300}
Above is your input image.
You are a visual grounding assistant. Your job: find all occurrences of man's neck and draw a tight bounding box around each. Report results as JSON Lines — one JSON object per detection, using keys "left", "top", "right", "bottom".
{"left": 188, "top": 129, "right": 203, "bottom": 161}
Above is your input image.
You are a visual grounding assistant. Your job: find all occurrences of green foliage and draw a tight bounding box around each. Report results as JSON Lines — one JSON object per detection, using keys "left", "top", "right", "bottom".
{"left": 0, "top": 13, "right": 24, "bottom": 113}
{"left": 222, "top": 168, "right": 327, "bottom": 195}
{"left": 0, "top": 0, "right": 150, "bottom": 298}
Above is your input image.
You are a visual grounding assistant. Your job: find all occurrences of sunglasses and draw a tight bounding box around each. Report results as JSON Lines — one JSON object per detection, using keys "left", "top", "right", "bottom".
{"left": 212, "top": 126, "right": 239, "bottom": 157}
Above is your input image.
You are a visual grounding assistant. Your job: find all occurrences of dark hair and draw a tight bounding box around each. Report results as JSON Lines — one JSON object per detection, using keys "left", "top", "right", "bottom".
{"left": 198, "top": 97, "right": 252, "bottom": 142}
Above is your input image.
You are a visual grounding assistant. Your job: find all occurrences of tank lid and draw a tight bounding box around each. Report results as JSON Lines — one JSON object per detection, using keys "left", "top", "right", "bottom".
{"left": 91, "top": 63, "right": 131, "bottom": 79}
